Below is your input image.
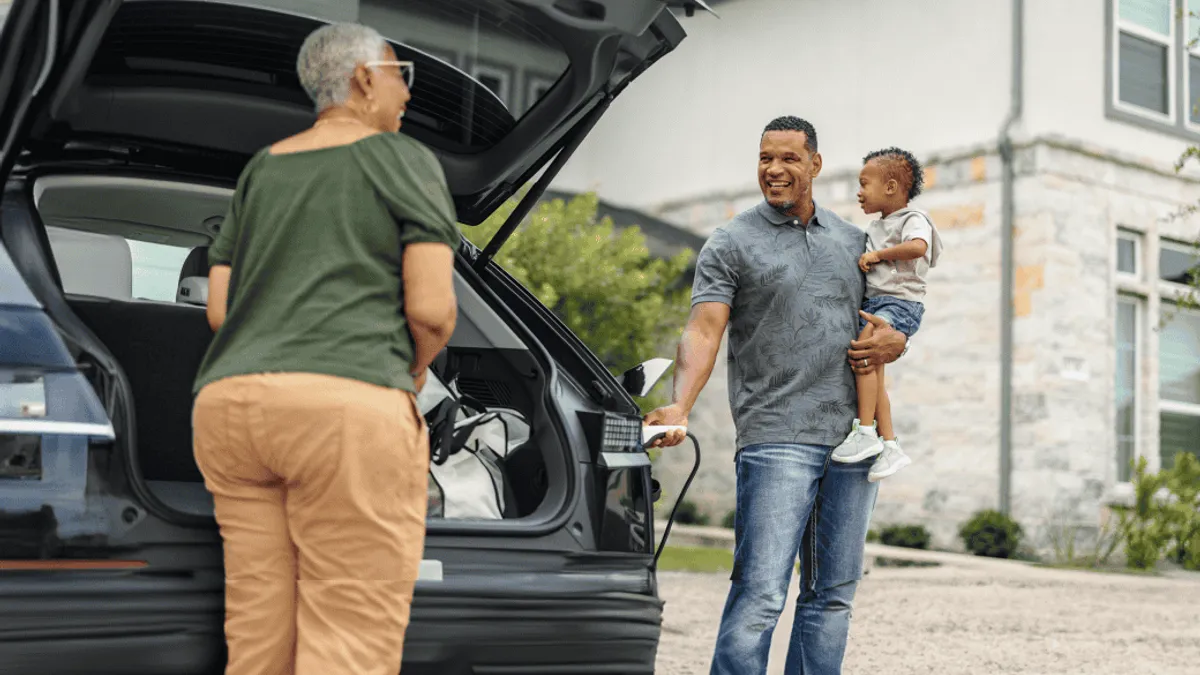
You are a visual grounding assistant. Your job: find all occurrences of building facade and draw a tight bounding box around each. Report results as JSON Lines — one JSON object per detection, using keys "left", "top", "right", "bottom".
{"left": 552, "top": 0, "right": 1200, "bottom": 549}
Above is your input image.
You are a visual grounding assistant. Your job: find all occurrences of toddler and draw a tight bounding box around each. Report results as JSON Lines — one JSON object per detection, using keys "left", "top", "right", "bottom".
{"left": 832, "top": 147, "right": 943, "bottom": 482}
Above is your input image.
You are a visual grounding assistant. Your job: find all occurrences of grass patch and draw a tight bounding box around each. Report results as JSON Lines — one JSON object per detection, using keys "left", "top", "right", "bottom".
{"left": 656, "top": 546, "right": 734, "bottom": 573}
{"left": 1035, "top": 562, "right": 1161, "bottom": 577}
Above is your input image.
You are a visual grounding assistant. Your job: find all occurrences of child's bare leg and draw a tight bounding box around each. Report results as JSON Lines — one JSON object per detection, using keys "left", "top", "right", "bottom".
{"left": 854, "top": 323, "right": 878, "bottom": 426}
{"left": 875, "top": 365, "right": 895, "bottom": 440}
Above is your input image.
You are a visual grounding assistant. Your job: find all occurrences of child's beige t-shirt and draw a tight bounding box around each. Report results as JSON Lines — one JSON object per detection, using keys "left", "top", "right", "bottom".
{"left": 864, "top": 206, "right": 943, "bottom": 302}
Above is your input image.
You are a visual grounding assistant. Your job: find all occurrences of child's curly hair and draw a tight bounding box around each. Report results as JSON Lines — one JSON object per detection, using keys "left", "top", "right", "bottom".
{"left": 863, "top": 147, "right": 924, "bottom": 202}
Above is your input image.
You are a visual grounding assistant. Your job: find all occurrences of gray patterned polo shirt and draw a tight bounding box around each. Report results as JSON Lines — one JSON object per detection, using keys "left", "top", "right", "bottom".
{"left": 692, "top": 201, "right": 867, "bottom": 449}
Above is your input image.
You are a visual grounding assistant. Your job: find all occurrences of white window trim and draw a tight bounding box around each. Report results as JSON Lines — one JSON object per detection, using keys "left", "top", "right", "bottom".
{"left": 1186, "top": 3, "right": 1200, "bottom": 129}
{"left": 1113, "top": 0, "right": 1178, "bottom": 124}
{"left": 1115, "top": 294, "right": 1143, "bottom": 483}
{"left": 1117, "top": 228, "right": 1143, "bottom": 280}
{"left": 1161, "top": 399, "right": 1200, "bottom": 415}
{"left": 1157, "top": 300, "right": 1200, "bottom": 469}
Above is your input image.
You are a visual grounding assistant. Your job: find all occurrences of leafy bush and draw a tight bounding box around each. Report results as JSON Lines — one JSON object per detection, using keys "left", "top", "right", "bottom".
{"left": 721, "top": 509, "right": 736, "bottom": 530}
{"left": 1161, "top": 453, "right": 1200, "bottom": 571}
{"left": 1112, "top": 457, "right": 1173, "bottom": 570}
{"left": 866, "top": 528, "right": 880, "bottom": 543}
{"left": 879, "top": 524, "right": 931, "bottom": 550}
{"left": 959, "top": 509, "right": 1024, "bottom": 559}
{"left": 672, "top": 500, "right": 709, "bottom": 526}
{"left": 461, "top": 192, "right": 693, "bottom": 411}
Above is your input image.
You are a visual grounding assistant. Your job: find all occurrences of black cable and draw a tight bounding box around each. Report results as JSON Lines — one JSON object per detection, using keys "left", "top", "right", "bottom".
{"left": 653, "top": 431, "right": 702, "bottom": 568}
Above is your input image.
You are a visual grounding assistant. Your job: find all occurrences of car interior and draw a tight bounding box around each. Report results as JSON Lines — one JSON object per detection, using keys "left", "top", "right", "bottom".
{"left": 29, "top": 174, "right": 556, "bottom": 520}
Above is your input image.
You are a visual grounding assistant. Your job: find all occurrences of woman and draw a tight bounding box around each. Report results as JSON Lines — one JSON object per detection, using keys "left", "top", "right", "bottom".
{"left": 191, "top": 23, "right": 458, "bottom": 675}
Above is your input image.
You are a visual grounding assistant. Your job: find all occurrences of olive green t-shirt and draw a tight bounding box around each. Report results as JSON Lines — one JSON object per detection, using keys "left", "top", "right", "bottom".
{"left": 192, "top": 132, "right": 459, "bottom": 395}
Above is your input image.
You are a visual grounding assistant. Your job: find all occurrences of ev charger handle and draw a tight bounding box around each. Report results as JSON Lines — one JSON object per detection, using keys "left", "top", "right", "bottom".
{"left": 645, "top": 426, "right": 701, "bottom": 568}
{"left": 643, "top": 425, "right": 687, "bottom": 446}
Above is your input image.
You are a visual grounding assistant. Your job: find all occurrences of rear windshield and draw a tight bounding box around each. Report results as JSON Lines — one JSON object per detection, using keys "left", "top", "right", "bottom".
{"left": 89, "top": 0, "right": 570, "bottom": 152}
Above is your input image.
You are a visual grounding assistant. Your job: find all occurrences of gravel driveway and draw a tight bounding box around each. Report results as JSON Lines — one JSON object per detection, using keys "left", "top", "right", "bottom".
{"left": 656, "top": 560, "right": 1200, "bottom": 674}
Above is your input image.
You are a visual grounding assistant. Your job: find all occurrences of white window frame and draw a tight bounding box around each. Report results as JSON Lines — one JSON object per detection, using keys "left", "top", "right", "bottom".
{"left": 1115, "top": 294, "right": 1143, "bottom": 482}
{"left": 1157, "top": 302, "right": 1200, "bottom": 468}
{"left": 1186, "top": 0, "right": 1200, "bottom": 130}
{"left": 1113, "top": 0, "right": 1178, "bottom": 124}
{"left": 1117, "top": 228, "right": 1143, "bottom": 280}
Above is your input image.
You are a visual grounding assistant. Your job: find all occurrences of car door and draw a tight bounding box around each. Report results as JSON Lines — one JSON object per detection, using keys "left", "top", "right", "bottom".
{"left": 1, "top": 0, "right": 125, "bottom": 560}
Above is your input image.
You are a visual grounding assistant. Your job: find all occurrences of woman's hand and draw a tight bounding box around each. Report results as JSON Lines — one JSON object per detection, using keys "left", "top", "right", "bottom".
{"left": 412, "top": 369, "right": 428, "bottom": 393}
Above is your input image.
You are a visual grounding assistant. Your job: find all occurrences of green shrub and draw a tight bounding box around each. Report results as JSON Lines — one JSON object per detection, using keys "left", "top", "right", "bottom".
{"left": 879, "top": 524, "right": 931, "bottom": 550}
{"left": 672, "top": 500, "right": 709, "bottom": 526}
{"left": 461, "top": 192, "right": 693, "bottom": 412}
{"left": 866, "top": 528, "right": 880, "bottom": 543}
{"left": 1113, "top": 457, "right": 1172, "bottom": 570}
{"left": 721, "top": 509, "right": 736, "bottom": 530}
{"left": 1161, "top": 453, "right": 1200, "bottom": 571}
{"left": 959, "top": 509, "right": 1023, "bottom": 559}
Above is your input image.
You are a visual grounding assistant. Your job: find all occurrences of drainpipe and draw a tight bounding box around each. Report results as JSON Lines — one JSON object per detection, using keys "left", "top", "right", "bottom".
{"left": 997, "top": 0, "right": 1023, "bottom": 515}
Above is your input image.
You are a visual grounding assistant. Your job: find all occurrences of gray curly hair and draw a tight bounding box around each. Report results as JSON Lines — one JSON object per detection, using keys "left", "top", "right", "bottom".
{"left": 297, "top": 23, "right": 388, "bottom": 112}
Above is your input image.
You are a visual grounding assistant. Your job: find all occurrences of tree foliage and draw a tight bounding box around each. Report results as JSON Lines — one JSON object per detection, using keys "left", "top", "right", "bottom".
{"left": 460, "top": 192, "right": 694, "bottom": 410}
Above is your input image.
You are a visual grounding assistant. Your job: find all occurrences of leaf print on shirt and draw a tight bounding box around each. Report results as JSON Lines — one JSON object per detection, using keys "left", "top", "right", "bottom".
{"left": 756, "top": 263, "right": 789, "bottom": 290}
{"left": 765, "top": 366, "right": 801, "bottom": 394}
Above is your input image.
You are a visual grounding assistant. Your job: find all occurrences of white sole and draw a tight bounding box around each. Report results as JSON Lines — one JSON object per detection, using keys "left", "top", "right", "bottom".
{"left": 830, "top": 442, "right": 884, "bottom": 464}
{"left": 868, "top": 454, "right": 912, "bottom": 482}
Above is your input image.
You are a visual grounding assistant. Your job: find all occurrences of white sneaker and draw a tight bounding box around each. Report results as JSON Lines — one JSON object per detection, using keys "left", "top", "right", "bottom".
{"left": 830, "top": 419, "right": 884, "bottom": 463}
{"left": 868, "top": 439, "right": 912, "bottom": 482}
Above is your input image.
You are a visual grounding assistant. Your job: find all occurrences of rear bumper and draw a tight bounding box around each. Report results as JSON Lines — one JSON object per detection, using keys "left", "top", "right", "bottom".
{"left": 403, "top": 591, "right": 662, "bottom": 674}
{"left": 0, "top": 573, "right": 662, "bottom": 675}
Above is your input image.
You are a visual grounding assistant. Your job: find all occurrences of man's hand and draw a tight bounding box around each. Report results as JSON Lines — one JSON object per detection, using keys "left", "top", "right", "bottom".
{"left": 412, "top": 369, "right": 428, "bottom": 393}
{"left": 848, "top": 311, "right": 906, "bottom": 375}
{"left": 644, "top": 404, "right": 689, "bottom": 448}
{"left": 858, "top": 251, "right": 881, "bottom": 273}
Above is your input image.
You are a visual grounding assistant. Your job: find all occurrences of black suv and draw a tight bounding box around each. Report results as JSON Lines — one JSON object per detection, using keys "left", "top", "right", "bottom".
{"left": 0, "top": 1, "right": 697, "bottom": 673}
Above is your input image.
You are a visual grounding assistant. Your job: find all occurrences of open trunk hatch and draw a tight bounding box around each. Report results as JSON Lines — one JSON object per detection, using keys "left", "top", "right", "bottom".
{"left": 11, "top": 0, "right": 686, "bottom": 228}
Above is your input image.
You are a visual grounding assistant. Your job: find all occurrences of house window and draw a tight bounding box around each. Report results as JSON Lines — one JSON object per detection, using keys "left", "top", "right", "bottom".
{"left": 1118, "top": 229, "right": 1142, "bottom": 276}
{"left": 1158, "top": 305, "right": 1200, "bottom": 468}
{"left": 523, "top": 73, "right": 557, "bottom": 115}
{"left": 470, "top": 61, "right": 513, "bottom": 110}
{"left": 1188, "top": 0, "right": 1200, "bottom": 123}
{"left": 1116, "top": 296, "right": 1141, "bottom": 481}
{"left": 1159, "top": 239, "right": 1200, "bottom": 285}
{"left": 1116, "top": 0, "right": 1175, "bottom": 117}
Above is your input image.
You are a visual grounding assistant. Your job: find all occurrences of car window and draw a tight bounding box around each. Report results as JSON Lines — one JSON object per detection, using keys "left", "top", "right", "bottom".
{"left": 129, "top": 240, "right": 193, "bottom": 302}
{"left": 45, "top": 226, "right": 194, "bottom": 302}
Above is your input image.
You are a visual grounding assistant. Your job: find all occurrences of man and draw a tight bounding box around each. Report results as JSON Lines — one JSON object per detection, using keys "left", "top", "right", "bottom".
{"left": 645, "top": 116, "right": 907, "bottom": 674}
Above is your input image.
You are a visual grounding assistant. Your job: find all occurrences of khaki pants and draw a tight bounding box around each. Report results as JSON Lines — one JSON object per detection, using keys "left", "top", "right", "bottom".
{"left": 193, "top": 373, "right": 429, "bottom": 675}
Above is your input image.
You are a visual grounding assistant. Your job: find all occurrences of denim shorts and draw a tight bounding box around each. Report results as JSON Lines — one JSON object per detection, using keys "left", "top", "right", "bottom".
{"left": 860, "top": 295, "right": 924, "bottom": 338}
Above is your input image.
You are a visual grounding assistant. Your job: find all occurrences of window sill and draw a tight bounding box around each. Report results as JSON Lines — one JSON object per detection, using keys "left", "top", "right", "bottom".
{"left": 1106, "top": 106, "right": 1200, "bottom": 144}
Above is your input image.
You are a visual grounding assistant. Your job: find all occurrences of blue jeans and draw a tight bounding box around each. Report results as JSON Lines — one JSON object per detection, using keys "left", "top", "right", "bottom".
{"left": 710, "top": 443, "right": 878, "bottom": 675}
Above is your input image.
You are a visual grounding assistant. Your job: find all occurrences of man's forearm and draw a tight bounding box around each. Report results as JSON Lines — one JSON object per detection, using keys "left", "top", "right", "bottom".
{"left": 409, "top": 320, "right": 455, "bottom": 376}
{"left": 876, "top": 239, "right": 928, "bottom": 262}
{"left": 671, "top": 326, "right": 722, "bottom": 413}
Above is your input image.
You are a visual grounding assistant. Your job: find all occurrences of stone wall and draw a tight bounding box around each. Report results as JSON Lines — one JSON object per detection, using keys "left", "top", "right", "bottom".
{"left": 645, "top": 136, "right": 1200, "bottom": 552}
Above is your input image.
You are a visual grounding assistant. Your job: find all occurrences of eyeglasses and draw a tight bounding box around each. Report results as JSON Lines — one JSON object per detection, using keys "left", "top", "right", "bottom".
{"left": 365, "top": 60, "right": 415, "bottom": 89}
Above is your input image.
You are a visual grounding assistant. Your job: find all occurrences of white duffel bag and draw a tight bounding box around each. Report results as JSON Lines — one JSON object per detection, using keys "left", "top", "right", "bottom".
{"left": 417, "top": 371, "right": 529, "bottom": 520}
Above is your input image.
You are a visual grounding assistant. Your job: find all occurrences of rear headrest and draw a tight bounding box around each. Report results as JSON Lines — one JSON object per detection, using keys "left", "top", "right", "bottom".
{"left": 44, "top": 226, "right": 134, "bottom": 299}
{"left": 178, "top": 246, "right": 209, "bottom": 287}
{"left": 177, "top": 276, "right": 208, "bottom": 306}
